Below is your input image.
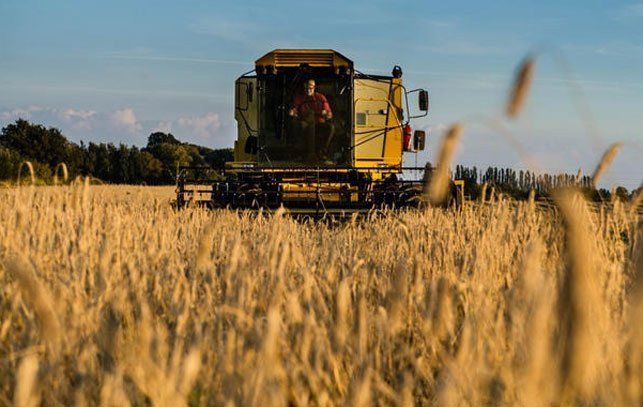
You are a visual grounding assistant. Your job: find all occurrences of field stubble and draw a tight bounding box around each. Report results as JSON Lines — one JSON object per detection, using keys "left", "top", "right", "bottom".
{"left": 0, "top": 184, "right": 641, "bottom": 405}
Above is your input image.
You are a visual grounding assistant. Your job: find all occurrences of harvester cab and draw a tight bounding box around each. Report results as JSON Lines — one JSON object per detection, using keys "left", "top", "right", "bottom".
{"left": 176, "top": 49, "right": 462, "bottom": 214}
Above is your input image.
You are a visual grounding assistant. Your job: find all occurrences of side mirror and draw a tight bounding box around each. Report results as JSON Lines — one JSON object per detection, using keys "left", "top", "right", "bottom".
{"left": 413, "top": 130, "right": 426, "bottom": 151}
{"left": 418, "top": 90, "right": 429, "bottom": 112}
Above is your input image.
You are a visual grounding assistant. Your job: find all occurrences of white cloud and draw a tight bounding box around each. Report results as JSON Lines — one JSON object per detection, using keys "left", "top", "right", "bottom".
{"left": 61, "top": 108, "right": 96, "bottom": 121}
{"left": 61, "top": 109, "right": 97, "bottom": 130}
{"left": 427, "top": 123, "right": 448, "bottom": 134}
{"left": 0, "top": 106, "right": 43, "bottom": 121}
{"left": 111, "top": 108, "right": 141, "bottom": 133}
{"left": 1, "top": 106, "right": 226, "bottom": 145}
{"left": 1, "top": 105, "right": 228, "bottom": 148}
{"left": 1, "top": 105, "right": 99, "bottom": 130}
{"left": 1, "top": 108, "right": 30, "bottom": 121}
{"left": 175, "top": 112, "right": 221, "bottom": 140}
{"left": 1, "top": 105, "right": 150, "bottom": 145}
{"left": 152, "top": 121, "right": 173, "bottom": 134}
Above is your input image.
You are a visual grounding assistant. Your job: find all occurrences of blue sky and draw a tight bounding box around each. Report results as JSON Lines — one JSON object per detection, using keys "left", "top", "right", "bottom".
{"left": 1, "top": 0, "right": 641, "bottom": 188}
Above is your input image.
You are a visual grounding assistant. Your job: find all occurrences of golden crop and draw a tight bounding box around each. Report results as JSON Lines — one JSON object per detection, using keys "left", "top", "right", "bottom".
{"left": 0, "top": 184, "right": 641, "bottom": 406}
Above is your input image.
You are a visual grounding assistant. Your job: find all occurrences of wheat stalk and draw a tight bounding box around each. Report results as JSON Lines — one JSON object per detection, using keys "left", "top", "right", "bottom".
{"left": 527, "top": 189, "right": 536, "bottom": 212}
{"left": 630, "top": 183, "right": 643, "bottom": 215}
{"left": 506, "top": 55, "right": 536, "bottom": 118}
{"left": 554, "top": 189, "right": 603, "bottom": 402}
{"left": 335, "top": 278, "right": 352, "bottom": 349}
{"left": 591, "top": 143, "right": 622, "bottom": 187}
{"left": 427, "top": 123, "right": 463, "bottom": 205}
{"left": 575, "top": 168, "right": 583, "bottom": 185}
{"left": 480, "top": 182, "right": 488, "bottom": 203}
{"left": 2, "top": 254, "right": 61, "bottom": 348}
{"left": 195, "top": 221, "right": 216, "bottom": 271}
{"left": 17, "top": 161, "right": 35, "bottom": 185}
{"left": 14, "top": 354, "right": 40, "bottom": 407}
{"left": 53, "top": 163, "right": 69, "bottom": 185}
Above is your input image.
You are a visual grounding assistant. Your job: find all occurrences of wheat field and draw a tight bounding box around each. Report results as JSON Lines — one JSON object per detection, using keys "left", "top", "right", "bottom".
{"left": 0, "top": 183, "right": 641, "bottom": 406}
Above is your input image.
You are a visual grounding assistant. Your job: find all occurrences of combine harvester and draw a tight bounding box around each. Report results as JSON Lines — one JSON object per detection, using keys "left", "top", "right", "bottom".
{"left": 176, "top": 49, "right": 463, "bottom": 215}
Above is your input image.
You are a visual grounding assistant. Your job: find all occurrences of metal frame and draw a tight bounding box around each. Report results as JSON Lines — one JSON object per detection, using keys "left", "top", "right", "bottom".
{"left": 175, "top": 165, "right": 431, "bottom": 214}
{"left": 405, "top": 88, "right": 429, "bottom": 119}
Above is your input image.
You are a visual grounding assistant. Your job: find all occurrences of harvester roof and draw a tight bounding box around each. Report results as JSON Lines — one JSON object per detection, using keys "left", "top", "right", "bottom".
{"left": 255, "top": 49, "right": 353, "bottom": 70}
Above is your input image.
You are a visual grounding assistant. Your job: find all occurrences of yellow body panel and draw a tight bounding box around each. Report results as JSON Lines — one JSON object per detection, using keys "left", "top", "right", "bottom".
{"left": 353, "top": 78, "right": 403, "bottom": 168}
{"left": 281, "top": 182, "right": 358, "bottom": 203}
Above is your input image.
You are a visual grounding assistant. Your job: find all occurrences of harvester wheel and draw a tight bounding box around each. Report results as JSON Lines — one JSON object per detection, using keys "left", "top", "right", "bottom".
{"left": 237, "top": 183, "right": 263, "bottom": 208}
{"left": 399, "top": 184, "right": 424, "bottom": 207}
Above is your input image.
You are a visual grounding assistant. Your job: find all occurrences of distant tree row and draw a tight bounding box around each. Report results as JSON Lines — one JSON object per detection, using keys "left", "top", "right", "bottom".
{"left": 454, "top": 165, "right": 634, "bottom": 201}
{"left": 1, "top": 119, "right": 635, "bottom": 200}
{"left": 0, "top": 119, "right": 232, "bottom": 184}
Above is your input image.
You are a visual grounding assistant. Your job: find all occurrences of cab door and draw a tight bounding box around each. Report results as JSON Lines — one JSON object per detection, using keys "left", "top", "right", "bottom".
{"left": 353, "top": 78, "right": 403, "bottom": 168}
{"left": 234, "top": 76, "right": 258, "bottom": 163}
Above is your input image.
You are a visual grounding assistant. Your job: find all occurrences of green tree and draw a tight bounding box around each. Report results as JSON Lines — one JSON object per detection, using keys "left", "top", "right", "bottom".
{"left": 137, "top": 151, "right": 163, "bottom": 184}
{"left": 1, "top": 119, "right": 72, "bottom": 171}
{"left": 0, "top": 122, "right": 233, "bottom": 184}
{"left": 0, "top": 148, "right": 22, "bottom": 180}
{"left": 147, "top": 132, "right": 181, "bottom": 147}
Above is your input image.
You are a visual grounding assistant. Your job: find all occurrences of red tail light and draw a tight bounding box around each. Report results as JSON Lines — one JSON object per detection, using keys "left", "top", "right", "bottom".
{"left": 403, "top": 124, "right": 413, "bottom": 151}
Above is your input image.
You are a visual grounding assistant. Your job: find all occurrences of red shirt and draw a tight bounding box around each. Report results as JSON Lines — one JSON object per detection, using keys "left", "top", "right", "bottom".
{"left": 292, "top": 92, "right": 331, "bottom": 123}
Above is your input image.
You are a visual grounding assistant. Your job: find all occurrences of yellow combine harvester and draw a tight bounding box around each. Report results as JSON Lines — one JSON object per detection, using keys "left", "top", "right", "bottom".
{"left": 176, "top": 49, "right": 463, "bottom": 214}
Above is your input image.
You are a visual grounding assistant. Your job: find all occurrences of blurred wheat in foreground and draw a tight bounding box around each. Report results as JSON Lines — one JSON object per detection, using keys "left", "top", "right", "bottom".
{"left": 0, "top": 185, "right": 640, "bottom": 406}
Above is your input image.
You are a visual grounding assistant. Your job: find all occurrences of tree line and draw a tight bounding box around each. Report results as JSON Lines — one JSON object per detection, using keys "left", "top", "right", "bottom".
{"left": 1, "top": 119, "right": 636, "bottom": 199}
{"left": 454, "top": 165, "right": 634, "bottom": 201}
{"left": 0, "top": 119, "right": 232, "bottom": 184}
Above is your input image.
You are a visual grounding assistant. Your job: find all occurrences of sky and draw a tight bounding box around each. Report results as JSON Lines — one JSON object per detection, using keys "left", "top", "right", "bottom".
{"left": 1, "top": 0, "right": 641, "bottom": 189}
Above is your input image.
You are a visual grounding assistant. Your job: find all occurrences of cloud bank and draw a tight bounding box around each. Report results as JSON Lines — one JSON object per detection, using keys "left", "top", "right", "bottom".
{"left": 0, "top": 106, "right": 227, "bottom": 147}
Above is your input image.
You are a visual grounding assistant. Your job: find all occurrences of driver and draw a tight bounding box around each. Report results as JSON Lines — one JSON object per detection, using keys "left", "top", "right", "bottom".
{"left": 289, "top": 79, "right": 334, "bottom": 161}
{"left": 289, "top": 79, "right": 332, "bottom": 124}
